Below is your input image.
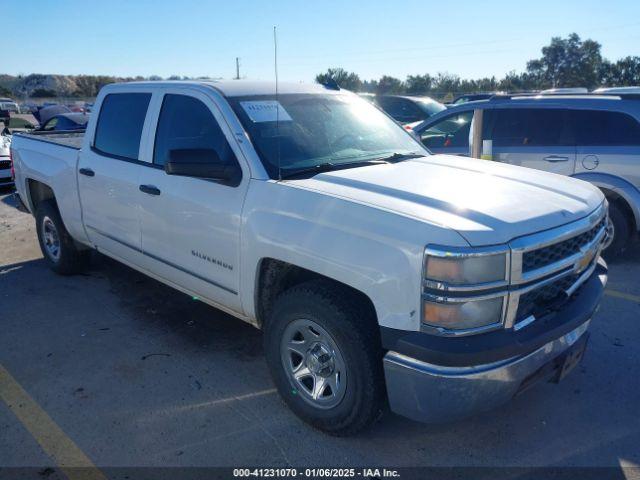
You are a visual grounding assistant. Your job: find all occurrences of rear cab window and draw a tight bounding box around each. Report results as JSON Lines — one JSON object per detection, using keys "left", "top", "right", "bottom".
{"left": 93, "top": 93, "right": 152, "bottom": 160}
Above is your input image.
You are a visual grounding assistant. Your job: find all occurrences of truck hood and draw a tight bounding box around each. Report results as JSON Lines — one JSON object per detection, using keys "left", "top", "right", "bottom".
{"left": 285, "top": 155, "right": 603, "bottom": 246}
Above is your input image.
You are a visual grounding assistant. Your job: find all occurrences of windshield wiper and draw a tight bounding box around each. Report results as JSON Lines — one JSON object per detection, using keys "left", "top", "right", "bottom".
{"left": 280, "top": 162, "right": 339, "bottom": 179}
{"left": 374, "top": 152, "right": 426, "bottom": 163}
{"left": 279, "top": 153, "right": 426, "bottom": 180}
{"left": 279, "top": 159, "right": 391, "bottom": 179}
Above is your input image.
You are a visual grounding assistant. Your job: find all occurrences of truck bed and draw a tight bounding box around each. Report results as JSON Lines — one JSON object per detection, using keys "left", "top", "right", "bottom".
{"left": 16, "top": 130, "right": 85, "bottom": 150}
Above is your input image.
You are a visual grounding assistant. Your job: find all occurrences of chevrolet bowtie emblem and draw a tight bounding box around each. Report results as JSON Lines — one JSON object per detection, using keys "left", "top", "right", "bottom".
{"left": 575, "top": 244, "right": 597, "bottom": 274}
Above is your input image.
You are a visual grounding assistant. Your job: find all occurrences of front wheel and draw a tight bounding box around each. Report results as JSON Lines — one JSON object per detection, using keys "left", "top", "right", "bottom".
{"left": 35, "top": 200, "right": 89, "bottom": 275}
{"left": 603, "top": 202, "right": 631, "bottom": 261}
{"left": 264, "top": 280, "right": 385, "bottom": 436}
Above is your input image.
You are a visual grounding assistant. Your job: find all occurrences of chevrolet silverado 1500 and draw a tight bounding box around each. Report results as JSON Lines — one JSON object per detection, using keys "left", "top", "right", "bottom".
{"left": 11, "top": 80, "right": 610, "bottom": 435}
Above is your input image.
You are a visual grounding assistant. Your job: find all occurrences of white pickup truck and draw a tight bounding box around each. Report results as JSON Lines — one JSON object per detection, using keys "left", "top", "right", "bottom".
{"left": 11, "top": 80, "right": 610, "bottom": 435}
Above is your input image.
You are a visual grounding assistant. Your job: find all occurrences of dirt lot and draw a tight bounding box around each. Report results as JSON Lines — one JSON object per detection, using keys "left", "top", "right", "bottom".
{"left": 1, "top": 187, "right": 639, "bottom": 478}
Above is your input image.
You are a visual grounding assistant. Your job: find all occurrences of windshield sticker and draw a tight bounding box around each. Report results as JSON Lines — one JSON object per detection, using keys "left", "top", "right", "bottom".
{"left": 240, "top": 101, "right": 292, "bottom": 123}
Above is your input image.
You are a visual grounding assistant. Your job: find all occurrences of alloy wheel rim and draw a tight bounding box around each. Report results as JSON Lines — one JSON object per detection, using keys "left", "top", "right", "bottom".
{"left": 42, "top": 216, "right": 61, "bottom": 262}
{"left": 280, "top": 318, "right": 347, "bottom": 409}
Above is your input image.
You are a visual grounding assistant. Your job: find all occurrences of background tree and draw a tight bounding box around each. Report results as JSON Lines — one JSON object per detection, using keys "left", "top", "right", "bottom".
{"left": 405, "top": 74, "right": 432, "bottom": 95}
{"left": 315, "top": 68, "right": 362, "bottom": 91}
{"left": 600, "top": 56, "right": 640, "bottom": 86}
{"left": 375, "top": 75, "right": 404, "bottom": 95}
{"left": 431, "top": 73, "right": 461, "bottom": 97}
{"left": 526, "top": 33, "right": 603, "bottom": 89}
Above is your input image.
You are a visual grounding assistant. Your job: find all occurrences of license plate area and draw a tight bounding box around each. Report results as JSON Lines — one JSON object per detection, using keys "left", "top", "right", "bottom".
{"left": 552, "top": 331, "right": 589, "bottom": 383}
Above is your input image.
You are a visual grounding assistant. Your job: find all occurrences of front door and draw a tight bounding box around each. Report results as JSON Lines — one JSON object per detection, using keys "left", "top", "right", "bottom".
{"left": 487, "top": 107, "right": 576, "bottom": 176}
{"left": 137, "top": 89, "right": 249, "bottom": 312}
{"left": 418, "top": 110, "right": 473, "bottom": 156}
{"left": 78, "top": 91, "right": 153, "bottom": 260}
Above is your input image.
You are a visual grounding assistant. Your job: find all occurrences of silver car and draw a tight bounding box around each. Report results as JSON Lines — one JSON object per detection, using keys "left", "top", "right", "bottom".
{"left": 414, "top": 93, "right": 640, "bottom": 257}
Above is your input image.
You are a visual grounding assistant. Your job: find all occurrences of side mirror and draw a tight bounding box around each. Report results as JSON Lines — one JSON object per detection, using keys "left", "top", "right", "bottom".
{"left": 165, "top": 148, "right": 241, "bottom": 183}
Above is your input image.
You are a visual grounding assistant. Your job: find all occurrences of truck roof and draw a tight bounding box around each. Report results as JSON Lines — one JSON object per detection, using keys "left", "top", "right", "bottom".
{"left": 107, "top": 80, "right": 341, "bottom": 97}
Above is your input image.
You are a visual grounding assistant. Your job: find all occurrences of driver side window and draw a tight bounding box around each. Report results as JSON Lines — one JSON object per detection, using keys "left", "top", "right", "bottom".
{"left": 43, "top": 117, "right": 58, "bottom": 131}
{"left": 420, "top": 111, "right": 473, "bottom": 149}
{"left": 153, "top": 94, "right": 237, "bottom": 168}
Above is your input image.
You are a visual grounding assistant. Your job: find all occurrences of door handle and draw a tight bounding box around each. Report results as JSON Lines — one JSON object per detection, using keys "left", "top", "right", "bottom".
{"left": 79, "top": 168, "right": 95, "bottom": 177}
{"left": 139, "top": 184, "right": 161, "bottom": 196}
{"left": 543, "top": 155, "right": 569, "bottom": 162}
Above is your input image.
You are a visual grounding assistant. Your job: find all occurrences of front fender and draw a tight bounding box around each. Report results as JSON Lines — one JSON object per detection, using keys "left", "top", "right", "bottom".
{"left": 240, "top": 180, "right": 467, "bottom": 332}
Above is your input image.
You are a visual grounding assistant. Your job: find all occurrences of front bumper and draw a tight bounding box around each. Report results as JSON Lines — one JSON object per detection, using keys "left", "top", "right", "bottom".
{"left": 0, "top": 171, "right": 12, "bottom": 186}
{"left": 0, "top": 157, "right": 12, "bottom": 186}
{"left": 383, "top": 260, "right": 607, "bottom": 424}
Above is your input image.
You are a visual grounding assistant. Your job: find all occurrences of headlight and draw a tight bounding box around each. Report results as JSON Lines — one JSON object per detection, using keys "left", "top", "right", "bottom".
{"left": 422, "top": 245, "right": 510, "bottom": 334}
{"left": 424, "top": 251, "right": 507, "bottom": 285}
{"left": 423, "top": 296, "right": 504, "bottom": 330}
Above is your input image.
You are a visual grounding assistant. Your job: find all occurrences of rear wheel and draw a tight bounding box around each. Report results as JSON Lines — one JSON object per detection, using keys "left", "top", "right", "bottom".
{"left": 264, "top": 280, "right": 385, "bottom": 436}
{"left": 604, "top": 202, "right": 630, "bottom": 261}
{"left": 35, "top": 200, "right": 89, "bottom": 275}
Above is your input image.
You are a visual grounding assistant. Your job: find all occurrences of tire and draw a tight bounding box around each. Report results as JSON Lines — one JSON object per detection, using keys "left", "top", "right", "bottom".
{"left": 35, "top": 200, "right": 89, "bottom": 275}
{"left": 264, "top": 280, "right": 385, "bottom": 436}
{"left": 603, "top": 202, "right": 630, "bottom": 261}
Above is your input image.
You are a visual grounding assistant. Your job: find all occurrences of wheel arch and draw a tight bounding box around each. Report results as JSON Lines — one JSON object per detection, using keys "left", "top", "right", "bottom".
{"left": 25, "top": 178, "right": 56, "bottom": 214}
{"left": 572, "top": 172, "right": 640, "bottom": 232}
{"left": 254, "top": 258, "right": 378, "bottom": 331}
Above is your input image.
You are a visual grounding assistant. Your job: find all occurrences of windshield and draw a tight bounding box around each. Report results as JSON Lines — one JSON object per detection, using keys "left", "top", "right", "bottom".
{"left": 414, "top": 98, "right": 446, "bottom": 116}
{"left": 229, "top": 93, "right": 427, "bottom": 178}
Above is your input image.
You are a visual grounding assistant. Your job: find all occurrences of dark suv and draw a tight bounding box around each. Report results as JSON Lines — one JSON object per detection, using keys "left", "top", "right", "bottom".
{"left": 374, "top": 95, "right": 446, "bottom": 124}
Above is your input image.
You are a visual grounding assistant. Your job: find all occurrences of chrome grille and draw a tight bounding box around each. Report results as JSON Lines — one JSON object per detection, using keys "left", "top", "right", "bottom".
{"left": 516, "top": 273, "right": 580, "bottom": 321}
{"left": 522, "top": 217, "right": 607, "bottom": 273}
{"left": 507, "top": 204, "right": 608, "bottom": 330}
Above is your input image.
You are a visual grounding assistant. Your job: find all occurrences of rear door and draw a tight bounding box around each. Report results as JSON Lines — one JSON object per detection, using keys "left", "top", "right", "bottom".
{"left": 77, "top": 91, "right": 153, "bottom": 261}
{"left": 137, "top": 87, "right": 249, "bottom": 312}
{"left": 572, "top": 109, "right": 640, "bottom": 188}
{"left": 487, "top": 107, "right": 577, "bottom": 175}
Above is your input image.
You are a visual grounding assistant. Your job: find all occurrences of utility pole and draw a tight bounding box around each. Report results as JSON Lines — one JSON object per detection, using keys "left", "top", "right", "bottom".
{"left": 235, "top": 57, "right": 240, "bottom": 80}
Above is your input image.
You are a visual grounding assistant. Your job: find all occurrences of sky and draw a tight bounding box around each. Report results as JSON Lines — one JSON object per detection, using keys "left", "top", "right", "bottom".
{"left": 3, "top": 0, "right": 640, "bottom": 82}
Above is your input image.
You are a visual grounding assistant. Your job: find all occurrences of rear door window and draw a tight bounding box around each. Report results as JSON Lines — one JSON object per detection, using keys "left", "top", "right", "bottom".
{"left": 571, "top": 110, "right": 640, "bottom": 146}
{"left": 488, "top": 108, "right": 572, "bottom": 147}
{"left": 94, "top": 93, "right": 152, "bottom": 160}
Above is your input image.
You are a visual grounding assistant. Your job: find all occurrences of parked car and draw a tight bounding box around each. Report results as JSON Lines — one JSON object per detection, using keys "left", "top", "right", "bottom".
{"left": 20, "top": 103, "right": 39, "bottom": 114}
{"left": 374, "top": 95, "right": 446, "bottom": 124}
{"left": 0, "top": 100, "right": 20, "bottom": 114}
{"left": 38, "top": 113, "right": 89, "bottom": 132}
{"left": 34, "top": 105, "right": 72, "bottom": 125}
{"left": 0, "top": 129, "right": 12, "bottom": 187}
{"left": 413, "top": 93, "right": 640, "bottom": 256}
{"left": 12, "top": 80, "right": 609, "bottom": 434}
